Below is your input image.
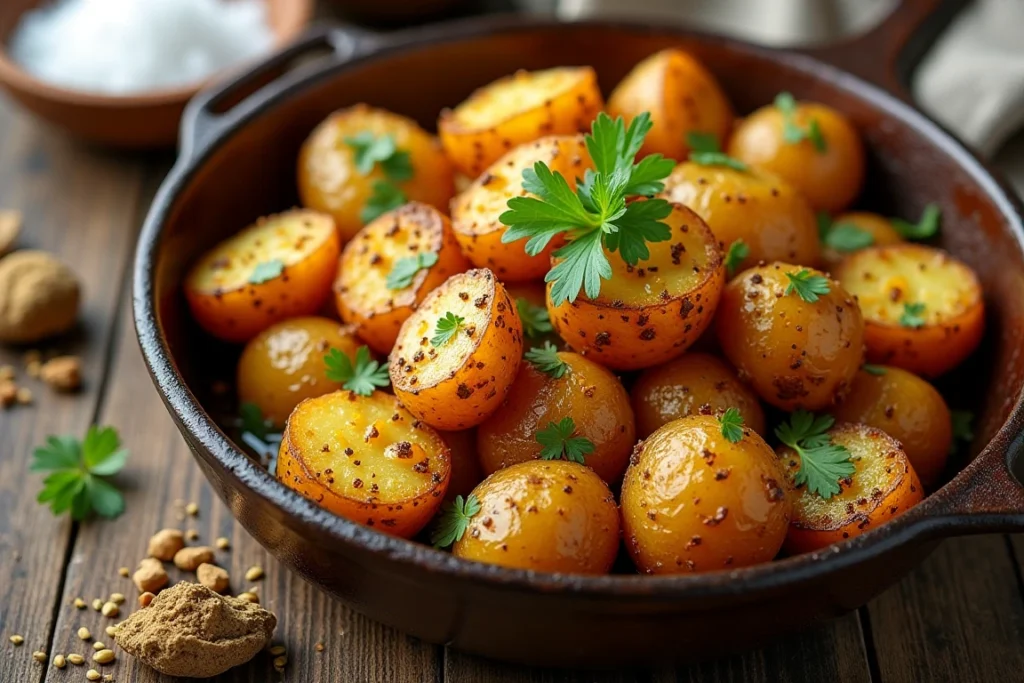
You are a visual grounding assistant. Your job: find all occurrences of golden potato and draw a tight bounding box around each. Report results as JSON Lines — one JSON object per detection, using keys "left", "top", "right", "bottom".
{"left": 439, "top": 67, "right": 603, "bottom": 178}
{"left": 185, "top": 210, "right": 340, "bottom": 343}
{"left": 334, "top": 202, "right": 470, "bottom": 354}
{"left": 820, "top": 211, "right": 903, "bottom": 272}
{"left": 298, "top": 104, "right": 455, "bottom": 244}
{"left": 716, "top": 263, "right": 865, "bottom": 411}
{"left": 236, "top": 317, "right": 363, "bottom": 428}
{"left": 390, "top": 269, "right": 523, "bottom": 430}
{"left": 453, "top": 460, "right": 619, "bottom": 574}
{"left": 450, "top": 135, "right": 592, "bottom": 281}
{"left": 727, "top": 97, "right": 865, "bottom": 213}
{"left": 548, "top": 203, "right": 725, "bottom": 370}
{"left": 630, "top": 352, "right": 765, "bottom": 439}
{"left": 278, "top": 390, "right": 451, "bottom": 538}
{"left": 621, "top": 414, "right": 791, "bottom": 574}
{"left": 607, "top": 48, "right": 734, "bottom": 161}
{"left": 833, "top": 244, "right": 984, "bottom": 377}
{"left": 831, "top": 366, "right": 952, "bottom": 487}
{"left": 477, "top": 349, "right": 635, "bottom": 484}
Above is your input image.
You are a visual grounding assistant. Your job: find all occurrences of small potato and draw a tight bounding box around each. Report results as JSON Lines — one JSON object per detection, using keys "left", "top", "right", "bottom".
{"left": 631, "top": 352, "right": 765, "bottom": 439}
{"left": 439, "top": 428, "right": 484, "bottom": 501}
{"left": 453, "top": 460, "right": 619, "bottom": 574}
{"left": 607, "top": 48, "right": 734, "bottom": 161}
{"left": 820, "top": 212, "right": 904, "bottom": 272}
{"left": 621, "top": 415, "right": 791, "bottom": 574}
{"left": 477, "top": 351, "right": 635, "bottom": 484}
{"left": 237, "top": 317, "right": 363, "bottom": 428}
{"left": 833, "top": 244, "right": 984, "bottom": 377}
{"left": 439, "top": 67, "right": 603, "bottom": 178}
{"left": 185, "top": 210, "right": 340, "bottom": 343}
{"left": 727, "top": 99, "right": 865, "bottom": 213}
{"left": 298, "top": 104, "right": 456, "bottom": 244}
{"left": 716, "top": 263, "right": 864, "bottom": 411}
{"left": 390, "top": 269, "right": 523, "bottom": 430}
{"left": 450, "top": 135, "right": 592, "bottom": 281}
{"left": 278, "top": 390, "right": 451, "bottom": 538}
{"left": 660, "top": 162, "right": 820, "bottom": 272}
{"left": 779, "top": 423, "right": 923, "bottom": 554}
{"left": 334, "top": 202, "right": 471, "bottom": 354}
{"left": 548, "top": 203, "right": 724, "bottom": 370}
{"left": 831, "top": 366, "right": 952, "bottom": 487}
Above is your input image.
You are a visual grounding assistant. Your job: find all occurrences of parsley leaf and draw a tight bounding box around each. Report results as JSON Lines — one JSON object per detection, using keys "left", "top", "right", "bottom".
{"left": 386, "top": 251, "right": 438, "bottom": 290}
{"left": 546, "top": 228, "right": 611, "bottom": 305}
{"left": 240, "top": 402, "right": 271, "bottom": 440}
{"left": 775, "top": 92, "right": 828, "bottom": 153}
{"left": 775, "top": 411, "right": 855, "bottom": 499}
{"left": 380, "top": 150, "right": 413, "bottom": 181}
{"left": 719, "top": 408, "right": 744, "bottom": 443}
{"left": 431, "top": 312, "right": 465, "bottom": 347}
{"left": 324, "top": 346, "right": 389, "bottom": 396}
{"left": 525, "top": 341, "right": 568, "bottom": 378}
{"left": 249, "top": 259, "right": 284, "bottom": 284}
{"left": 31, "top": 426, "right": 129, "bottom": 520}
{"left": 892, "top": 203, "right": 941, "bottom": 240}
{"left": 346, "top": 131, "right": 414, "bottom": 222}
{"left": 784, "top": 269, "right": 831, "bottom": 302}
{"left": 345, "top": 132, "right": 398, "bottom": 175}
{"left": 516, "top": 298, "right": 552, "bottom": 340}
{"left": 361, "top": 180, "right": 407, "bottom": 224}
{"left": 724, "top": 240, "right": 750, "bottom": 277}
{"left": 687, "top": 131, "right": 748, "bottom": 171}
{"left": 818, "top": 211, "right": 874, "bottom": 251}
{"left": 861, "top": 364, "right": 887, "bottom": 376}
{"left": 536, "top": 417, "right": 595, "bottom": 464}
{"left": 899, "top": 302, "right": 927, "bottom": 328}
{"left": 430, "top": 494, "right": 481, "bottom": 548}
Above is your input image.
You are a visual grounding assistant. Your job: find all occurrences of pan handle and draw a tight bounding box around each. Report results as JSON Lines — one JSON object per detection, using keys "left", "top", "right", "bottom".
{"left": 179, "top": 24, "right": 384, "bottom": 162}
{"left": 797, "top": 0, "right": 969, "bottom": 102}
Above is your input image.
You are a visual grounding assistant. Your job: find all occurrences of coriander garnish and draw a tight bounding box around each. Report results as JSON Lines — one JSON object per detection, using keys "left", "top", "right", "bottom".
{"left": 431, "top": 312, "right": 465, "bottom": 347}
{"left": 724, "top": 240, "right": 749, "bottom": 278}
{"left": 525, "top": 341, "right": 568, "bottom": 378}
{"left": 775, "top": 92, "right": 827, "bottom": 152}
{"left": 775, "top": 411, "right": 854, "bottom": 499}
{"left": 32, "top": 426, "right": 129, "bottom": 520}
{"left": 324, "top": 346, "right": 389, "bottom": 396}
{"left": 892, "top": 203, "right": 941, "bottom": 240}
{"left": 818, "top": 212, "right": 874, "bottom": 252}
{"left": 248, "top": 258, "right": 284, "bottom": 284}
{"left": 362, "top": 180, "right": 407, "bottom": 224}
{"left": 431, "top": 494, "right": 481, "bottom": 548}
{"left": 718, "top": 408, "right": 744, "bottom": 443}
{"left": 536, "top": 417, "right": 595, "bottom": 464}
{"left": 516, "top": 297, "right": 553, "bottom": 340}
{"left": 899, "top": 302, "right": 926, "bottom": 328}
{"left": 345, "top": 131, "right": 414, "bottom": 223}
{"left": 784, "top": 269, "right": 831, "bottom": 302}
{"left": 687, "top": 131, "right": 748, "bottom": 171}
{"left": 386, "top": 251, "right": 438, "bottom": 290}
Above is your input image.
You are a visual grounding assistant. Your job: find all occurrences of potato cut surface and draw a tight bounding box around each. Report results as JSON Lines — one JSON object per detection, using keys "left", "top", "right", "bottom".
{"left": 449, "top": 67, "right": 595, "bottom": 130}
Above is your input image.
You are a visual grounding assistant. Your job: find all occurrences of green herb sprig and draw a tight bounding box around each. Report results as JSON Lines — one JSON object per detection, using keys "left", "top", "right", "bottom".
{"left": 724, "top": 240, "right": 750, "bottom": 278}
{"left": 325, "top": 346, "right": 390, "bottom": 396}
{"left": 517, "top": 298, "right": 553, "bottom": 340}
{"left": 32, "top": 426, "right": 129, "bottom": 520}
{"left": 537, "top": 417, "right": 595, "bottom": 464}
{"left": 785, "top": 269, "right": 831, "bottom": 302}
{"left": 687, "top": 132, "right": 747, "bottom": 171}
{"left": 525, "top": 341, "right": 568, "bottom": 378}
{"left": 899, "top": 302, "right": 927, "bottom": 328}
{"left": 431, "top": 494, "right": 481, "bottom": 548}
{"left": 775, "top": 411, "right": 854, "bottom": 499}
{"left": 431, "top": 312, "right": 465, "bottom": 347}
{"left": 249, "top": 258, "right": 284, "bottom": 284}
{"left": 775, "top": 92, "right": 827, "bottom": 152}
{"left": 386, "top": 252, "right": 439, "bottom": 290}
{"left": 892, "top": 203, "right": 941, "bottom": 240}
{"left": 345, "top": 132, "right": 413, "bottom": 223}
{"left": 718, "top": 408, "right": 745, "bottom": 443}
{"left": 817, "top": 212, "right": 874, "bottom": 252}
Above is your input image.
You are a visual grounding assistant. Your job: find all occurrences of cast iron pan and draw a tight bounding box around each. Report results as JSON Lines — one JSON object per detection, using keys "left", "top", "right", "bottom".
{"left": 133, "top": 0, "right": 1024, "bottom": 666}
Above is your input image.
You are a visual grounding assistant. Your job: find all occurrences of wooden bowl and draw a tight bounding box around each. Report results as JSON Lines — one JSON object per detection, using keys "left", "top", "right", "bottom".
{"left": 0, "top": 0, "right": 313, "bottom": 148}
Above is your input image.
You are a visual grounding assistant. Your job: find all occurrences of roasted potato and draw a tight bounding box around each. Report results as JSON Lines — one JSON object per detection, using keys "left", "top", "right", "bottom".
{"left": 334, "top": 202, "right": 471, "bottom": 354}
{"left": 630, "top": 352, "right": 766, "bottom": 439}
{"left": 607, "top": 48, "right": 734, "bottom": 161}
{"left": 548, "top": 203, "right": 725, "bottom": 370}
{"left": 439, "top": 428, "right": 484, "bottom": 501}
{"left": 833, "top": 244, "right": 984, "bottom": 377}
{"left": 660, "top": 162, "right": 820, "bottom": 272}
{"left": 820, "top": 211, "right": 904, "bottom": 272}
{"left": 453, "top": 460, "right": 619, "bottom": 574}
{"left": 390, "top": 269, "right": 523, "bottom": 430}
{"left": 298, "top": 104, "right": 456, "bottom": 244}
{"left": 477, "top": 350, "right": 635, "bottom": 484}
{"left": 185, "top": 210, "right": 340, "bottom": 343}
{"left": 438, "top": 67, "right": 603, "bottom": 178}
{"left": 831, "top": 366, "right": 952, "bottom": 487}
{"left": 278, "top": 390, "right": 451, "bottom": 538}
{"left": 779, "top": 423, "right": 923, "bottom": 554}
{"left": 450, "top": 135, "right": 592, "bottom": 281}
{"left": 716, "top": 263, "right": 864, "bottom": 411}
{"left": 237, "top": 317, "right": 363, "bottom": 428}
{"left": 621, "top": 415, "right": 791, "bottom": 574}
{"left": 727, "top": 98, "right": 865, "bottom": 213}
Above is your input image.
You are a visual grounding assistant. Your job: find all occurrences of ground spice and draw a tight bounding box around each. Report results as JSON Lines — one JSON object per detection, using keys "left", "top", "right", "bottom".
{"left": 114, "top": 582, "right": 276, "bottom": 678}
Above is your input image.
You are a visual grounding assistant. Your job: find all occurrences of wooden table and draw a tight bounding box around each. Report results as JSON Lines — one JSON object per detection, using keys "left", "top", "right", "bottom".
{"left": 3, "top": 59, "right": 1024, "bottom": 683}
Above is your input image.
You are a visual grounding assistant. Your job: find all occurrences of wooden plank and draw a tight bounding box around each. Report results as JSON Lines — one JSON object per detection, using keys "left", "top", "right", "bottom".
{"left": 0, "top": 107, "right": 148, "bottom": 682}
{"left": 866, "top": 535, "right": 1024, "bottom": 683}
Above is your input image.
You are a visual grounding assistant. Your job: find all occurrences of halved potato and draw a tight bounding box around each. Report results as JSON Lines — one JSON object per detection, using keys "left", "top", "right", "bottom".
{"left": 277, "top": 390, "right": 451, "bottom": 538}
{"left": 185, "top": 210, "right": 340, "bottom": 343}
{"left": 334, "top": 202, "right": 470, "bottom": 354}
{"left": 439, "top": 67, "right": 603, "bottom": 178}
{"left": 390, "top": 269, "right": 523, "bottom": 430}
{"left": 833, "top": 244, "right": 984, "bottom": 377}
{"left": 450, "top": 135, "right": 592, "bottom": 281}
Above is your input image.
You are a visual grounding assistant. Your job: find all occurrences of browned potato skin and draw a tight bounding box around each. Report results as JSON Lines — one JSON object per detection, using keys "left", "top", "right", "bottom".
{"left": 439, "top": 428, "right": 484, "bottom": 501}
{"left": 621, "top": 415, "right": 791, "bottom": 574}
{"left": 716, "top": 263, "right": 865, "bottom": 411}
{"left": 453, "top": 460, "right": 620, "bottom": 574}
{"left": 607, "top": 48, "right": 734, "bottom": 161}
{"left": 298, "top": 104, "right": 456, "bottom": 244}
{"left": 831, "top": 366, "right": 951, "bottom": 487}
{"left": 630, "top": 352, "right": 766, "bottom": 439}
{"left": 477, "top": 352, "right": 635, "bottom": 484}
{"left": 661, "top": 162, "right": 820, "bottom": 273}
{"left": 334, "top": 202, "right": 471, "bottom": 354}
{"left": 548, "top": 203, "right": 725, "bottom": 370}
{"left": 727, "top": 101, "right": 865, "bottom": 213}
{"left": 237, "top": 317, "right": 363, "bottom": 428}
{"left": 821, "top": 212, "right": 903, "bottom": 272}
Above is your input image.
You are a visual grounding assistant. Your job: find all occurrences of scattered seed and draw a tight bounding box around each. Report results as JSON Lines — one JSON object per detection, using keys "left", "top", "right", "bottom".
{"left": 109, "top": 593, "right": 125, "bottom": 605}
{"left": 67, "top": 653, "right": 85, "bottom": 665}
{"left": 101, "top": 602, "right": 119, "bottom": 618}
{"left": 9, "top": 634, "right": 24, "bottom": 645}
{"left": 315, "top": 642, "right": 325, "bottom": 652}
{"left": 215, "top": 537, "right": 230, "bottom": 550}
{"left": 138, "top": 592, "right": 155, "bottom": 608}
{"left": 32, "top": 650, "right": 47, "bottom": 662}
{"left": 186, "top": 529, "right": 199, "bottom": 541}
{"left": 273, "top": 655, "right": 287, "bottom": 669}
{"left": 91, "top": 599, "right": 103, "bottom": 611}
{"left": 185, "top": 502, "right": 199, "bottom": 516}
{"left": 244, "top": 565, "right": 264, "bottom": 582}
{"left": 16, "top": 387, "right": 32, "bottom": 405}
{"left": 105, "top": 625, "right": 118, "bottom": 637}
{"left": 87, "top": 669, "right": 101, "bottom": 681}
{"left": 53, "top": 654, "right": 67, "bottom": 669}
{"left": 77, "top": 627, "right": 91, "bottom": 641}
{"left": 26, "top": 360, "right": 41, "bottom": 378}
{"left": 237, "top": 592, "right": 259, "bottom": 604}
{"left": 117, "top": 567, "right": 129, "bottom": 578}
{"left": 92, "top": 641, "right": 106, "bottom": 651}
{"left": 73, "top": 598, "right": 87, "bottom": 609}
{"left": 104, "top": 675, "right": 114, "bottom": 682}
{"left": 268, "top": 645, "right": 286, "bottom": 656}
{"left": 93, "top": 649, "right": 115, "bottom": 664}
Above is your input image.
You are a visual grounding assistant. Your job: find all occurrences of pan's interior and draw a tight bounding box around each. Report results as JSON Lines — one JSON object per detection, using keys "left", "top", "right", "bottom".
{"left": 150, "top": 23, "right": 1024, "bottom": 531}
